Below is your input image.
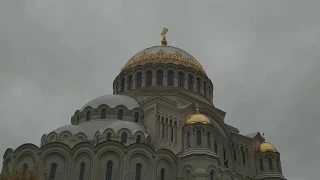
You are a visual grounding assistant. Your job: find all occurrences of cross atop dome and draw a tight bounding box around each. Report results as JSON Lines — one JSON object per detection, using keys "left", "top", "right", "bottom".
{"left": 161, "top": 27, "right": 168, "bottom": 46}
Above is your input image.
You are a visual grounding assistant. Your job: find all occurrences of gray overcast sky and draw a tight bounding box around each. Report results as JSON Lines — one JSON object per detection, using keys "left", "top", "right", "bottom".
{"left": 0, "top": 0, "right": 319, "bottom": 179}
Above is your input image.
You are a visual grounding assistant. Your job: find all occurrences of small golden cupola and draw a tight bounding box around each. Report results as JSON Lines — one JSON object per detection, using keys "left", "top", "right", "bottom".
{"left": 256, "top": 133, "right": 278, "bottom": 153}
{"left": 186, "top": 104, "right": 211, "bottom": 125}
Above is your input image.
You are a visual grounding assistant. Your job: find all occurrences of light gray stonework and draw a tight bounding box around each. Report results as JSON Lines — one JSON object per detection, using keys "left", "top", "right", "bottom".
{"left": 1, "top": 46, "right": 286, "bottom": 180}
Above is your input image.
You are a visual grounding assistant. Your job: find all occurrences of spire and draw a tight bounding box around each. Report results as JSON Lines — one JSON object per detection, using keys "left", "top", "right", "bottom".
{"left": 161, "top": 27, "right": 168, "bottom": 46}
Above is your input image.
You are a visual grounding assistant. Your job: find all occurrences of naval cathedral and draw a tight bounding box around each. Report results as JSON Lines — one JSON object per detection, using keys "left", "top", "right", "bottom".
{"left": 1, "top": 29, "right": 286, "bottom": 180}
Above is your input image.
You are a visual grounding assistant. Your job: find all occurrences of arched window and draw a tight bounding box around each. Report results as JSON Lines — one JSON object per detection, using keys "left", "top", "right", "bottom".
{"left": 106, "top": 161, "right": 113, "bottom": 180}
{"left": 86, "top": 111, "right": 91, "bottom": 121}
{"left": 207, "top": 132, "right": 211, "bottom": 147}
{"left": 188, "top": 74, "right": 194, "bottom": 90}
{"left": 121, "top": 132, "right": 127, "bottom": 144}
{"left": 268, "top": 157, "right": 273, "bottom": 170}
{"left": 210, "top": 171, "right": 215, "bottom": 180}
{"left": 128, "top": 75, "right": 133, "bottom": 90}
{"left": 136, "top": 72, "right": 142, "bottom": 88}
{"left": 260, "top": 158, "right": 264, "bottom": 171}
{"left": 214, "top": 139, "right": 218, "bottom": 153}
{"left": 171, "top": 126, "right": 174, "bottom": 142}
{"left": 136, "top": 135, "right": 141, "bottom": 143}
{"left": 120, "top": 78, "right": 125, "bottom": 92}
{"left": 157, "top": 70, "right": 163, "bottom": 86}
{"left": 223, "top": 148, "right": 228, "bottom": 167}
{"left": 277, "top": 158, "right": 281, "bottom": 171}
{"left": 178, "top": 72, "right": 184, "bottom": 88}
{"left": 241, "top": 147, "right": 246, "bottom": 165}
{"left": 146, "top": 71, "right": 152, "bottom": 87}
{"left": 77, "top": 114, "right": 80, "bottom": 123}
{"left": 187, "top": 132, "right": 191, "bottom": 147}
{"left": 117, "top": 109, "right": 124, "bottom": 120}
{"left": 232, "top": 144, "right": 237, "bottom": 161}
{"left": 160, "top": 168, "right": 165, "bottom": 180}
{"left": 203, "top": 81, "right": 207, "bottom": 96}
{"left": 49, "top": 163, "right": 57, "bottom": 180}
{"left": 106, "top": 133, "right": 112, "bottom": 140}
{"left": 79, "top": 162, "right": 85, "bottom": 180}
{"left": 196, "top": 78, "right": 201, "bottom": 92}
{"left": 100, "top": 109, "right": 107, "bottom": 119}
{"left": 22, "top": 163, "right": 28, "bottom": 174}
{"left": 162, "top": 121, "right": 165, "bottom": 138}
{"left": 134, "top": 112, "right": 139, "bottom": 123}
{"left": 197, "top": 131, "right": 202, "bottom": 145}
{"left": 135, "top": 163, "right": 142, "bottom": 180}
{"left": 167, "top": 70, "right": 174, "bottom": 86}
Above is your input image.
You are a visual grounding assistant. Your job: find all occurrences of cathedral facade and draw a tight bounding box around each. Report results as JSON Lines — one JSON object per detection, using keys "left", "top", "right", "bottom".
{"left": 1, "top": 30, "right": 286, "bottom": 180}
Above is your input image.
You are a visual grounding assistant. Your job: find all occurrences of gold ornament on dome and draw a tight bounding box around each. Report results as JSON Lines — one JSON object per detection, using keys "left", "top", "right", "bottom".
{"left": 256, "top": 133, "right": 278, "bottom": 153}
{"left": 121, "top": 50, "right": 206, "bottom": 75}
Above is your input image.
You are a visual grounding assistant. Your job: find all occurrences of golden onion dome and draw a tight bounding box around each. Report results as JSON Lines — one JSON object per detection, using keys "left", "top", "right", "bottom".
{"left": 186, "top": 113, "right": 211, "bottom": 125}
{"left": 256, "top": 142, "right": 278, "bottom": 153}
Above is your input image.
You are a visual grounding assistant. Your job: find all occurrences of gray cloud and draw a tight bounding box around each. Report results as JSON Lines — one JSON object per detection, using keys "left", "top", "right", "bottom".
{"left": 0, "top": 0, "right": 319, "bottom": 179}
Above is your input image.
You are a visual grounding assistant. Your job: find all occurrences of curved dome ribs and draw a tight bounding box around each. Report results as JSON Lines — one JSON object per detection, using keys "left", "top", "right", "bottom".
{"left": 114, "top": 46, "right": 214, "bottom": 101}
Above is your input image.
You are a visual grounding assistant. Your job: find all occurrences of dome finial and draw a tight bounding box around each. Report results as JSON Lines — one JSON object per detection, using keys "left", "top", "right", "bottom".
{"left": 195, "top": 103, "right": 200, "bottom": 114}
{"left": 161, "top": 27, "right": 168, "bottom": 46}
{"left": 262, "top": 132, "right": 266, "bottom": 142}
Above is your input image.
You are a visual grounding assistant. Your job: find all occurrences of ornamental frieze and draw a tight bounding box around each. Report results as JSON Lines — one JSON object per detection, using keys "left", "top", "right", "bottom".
{"left": 121, "top": 50, "right": 206, "bottom": 75}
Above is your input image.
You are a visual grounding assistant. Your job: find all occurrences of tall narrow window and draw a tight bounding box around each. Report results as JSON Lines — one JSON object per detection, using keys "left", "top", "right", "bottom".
{"left": 160, "top": 168, "right": 165, "bottom": 180}
{"left": 79, "top": 162, "right": 85, "bottom": 180}
{"left": 86, "top": 111, "right": 91, "bottom": 121}
{"left": 210, "top": 171, "right": 215, "bottom": 180}
{"left": 100, "top": 109, "right": 107, "bottom": 119}
{"left": 178, "top": 72, "right": 184, "bottom": 88}
{"left": 121, "top": 132, "right": 127, "bottom": 144}
{"left": 157, "top": 70, "right": 163, "bottom": 86}
{"left": 207, "top": 132, "right": 211, "bottom": 147}
{"left": 136, "top": 72, "right": 142, "bottom": 88}
{"left": 268, "top": 157, "right": 273, "bottom": 170}
{"left": 171, "top": 126, "right": 174, "bottom": 142}
{"left": 277, "top": 158, "right": 280, "bottom": 171}
{"left": 135, "top": 163, "right": 142, "bottom": 180}
{"left": 196, "top": 78, "right": 201, "bottom": 92}
{"left": 106, "top": 161, "right": 113, "bottom": 180}
{"left": 260, "top": 158, "right": 264, "bottom": 171}
{"left": 232, "top": 144, "right": 237, "bottom": 161}
{"left": 106, "top": 133, "right": 112, "bottom": 140}
{"left": 128, "top": 75, "right": 133, "bottom": 90}
{"left": 49, "top": 163, "right": 57, "bottom": 180}
{"left": 120, "top": 78, "right": 125, "bottom": 92}
{"left": 197, "top": 131, "right": 202, "bottom": 145}
{"left": 223, "top": 148, "right": 228, "bottom": 168}
{"left": 136, "top": 135, "right": 141, "bottom": 143}
{"left": 77, "top": 114, "right": 80, "bottom": 123}
{"left": 167, "top": 70, "right": 174, "bottom": 86}
{"left": 162, "top": 121, "right": 165, "bottom": 138}
{"left": 117, "top": 109, "right": 124, "bottom": 120}
{"left": 134, "top": 112, "right": 139, "bottom": 123}
{"left": 214, "top": 139, "right": 218, "bottom": 153}
{"left": 241, "top": 147, "right": 246, "bottom": 165}
{"left": 146, "top": 71, "right": 152, "bottom": 87}
{"left": 188, "top": 74, "right": 194, "bottom": 90}
{"left": 187, "top": 132, "right": 191, "bottom": 147}
{"left": 203, "top": 81, "right": 207, "bottom": 96}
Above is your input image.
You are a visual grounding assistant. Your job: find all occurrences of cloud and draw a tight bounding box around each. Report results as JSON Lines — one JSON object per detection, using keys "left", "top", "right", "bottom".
{"left": 0, "top": 0, "right": 319, "bottom": 179}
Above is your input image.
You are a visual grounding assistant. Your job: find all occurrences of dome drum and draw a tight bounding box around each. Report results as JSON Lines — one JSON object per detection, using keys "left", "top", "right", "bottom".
{"left": 113, "top": 65, "right": 214, "bottom": 101}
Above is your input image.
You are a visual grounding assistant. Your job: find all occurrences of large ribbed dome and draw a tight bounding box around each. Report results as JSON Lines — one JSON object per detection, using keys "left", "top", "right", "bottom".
{"left": 121, "top": 46, "right": 206, "bottom": 75}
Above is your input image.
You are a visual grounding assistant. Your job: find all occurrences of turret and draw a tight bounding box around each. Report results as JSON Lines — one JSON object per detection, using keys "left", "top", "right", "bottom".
{"left": 254, "top": 134, "right": 286, "bottom": 180}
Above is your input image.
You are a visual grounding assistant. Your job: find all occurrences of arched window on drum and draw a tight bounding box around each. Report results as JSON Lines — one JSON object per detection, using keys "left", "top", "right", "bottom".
{"left": 146, "top": 70, "right": 153, "bottom": 87}
{"left": 157, "top": 70, "right": 163, "bottom": 86}
{"left": 167, "top": 70, "right": 174, "bottom": 86}
{"left": 188, "top": 74, "right": 194, "bottom": 90}
{"left": 136, "top": 72, "right": 142, "bottom": 88}
{"left": 178, "top": 72, "right": 184, "bottom": 88}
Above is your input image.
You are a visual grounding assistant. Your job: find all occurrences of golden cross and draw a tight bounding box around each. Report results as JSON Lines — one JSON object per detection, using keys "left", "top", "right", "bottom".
{"left": 161, "top": 27, "right": 168, "bottom": 37}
